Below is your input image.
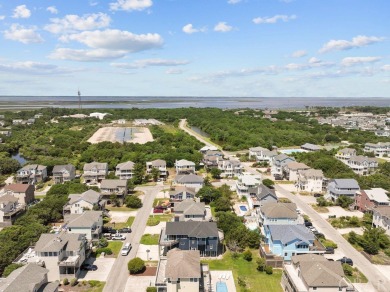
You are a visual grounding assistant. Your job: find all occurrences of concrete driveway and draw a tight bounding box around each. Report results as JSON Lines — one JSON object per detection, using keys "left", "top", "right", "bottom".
{"left": 144, "top": 222, "right": 165, "bottom": 235}
{"left": 78, "top": 258, "right": 116, "bottom": 281}
{"left": 318, "top": 206, "right": 364, "bottom": 219}
{"left": 125, "top": 276, "right": 155, "bottom": 292}
{"left": 136, "top": 244, "right": 159, "bottom": 261}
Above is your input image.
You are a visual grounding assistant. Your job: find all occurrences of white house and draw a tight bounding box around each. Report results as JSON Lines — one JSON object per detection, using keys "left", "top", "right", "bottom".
{"left": 63, "top": 190, "right": 102, "bottom": 215}
{"left": 175, "top": 159, "right": 196, "bottom": 174}
{"left": 335, "top": 148, "right": 357, "bottom": 162}
{"left": 296, "top": 169, "right": 324, "bottom": 193}
{"left": 217, "top": 159, "right": 242, "bottom": 178}
{"left": 282, "top": 162, "right": 310, "bottom": 181}
{"left": 249, "top": 147, "right": 278, "bottom": 163}
{"left": 259, "top": 202, "right": 300, "bottom": 226}
{"left": 347, "top": 155, "right": 379, "bottom": 175}
{"left": 66, "top": 211, "right": 103, "bottom": 241}
{"left": 236, "top": 172, "right": 262, "bottom": 198}
{"left": 83, "top": 162, "right": 108, "bottom": 183}
{"left": 373, "top": 206, "right": 390, "bottom": 236}
{"left": 115, "top": 161, "right": 135, "bottom": 180}
{"left": 146, "top": 159, "right": 167, "bottom": 180}
{"left": 364, "top": 142, "right": 390, "bottom": 157}
{"left": 53, "top": 164, "right": 76, "bottom": 184}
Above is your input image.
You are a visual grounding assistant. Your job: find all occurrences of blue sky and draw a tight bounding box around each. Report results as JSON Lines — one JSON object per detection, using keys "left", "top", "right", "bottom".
{"left": 0, "top": 0, "right": 389, "bottom": 97}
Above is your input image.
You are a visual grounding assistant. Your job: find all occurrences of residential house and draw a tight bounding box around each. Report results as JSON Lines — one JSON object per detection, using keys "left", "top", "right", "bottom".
{"left": 364, "top": 142, "right": 390, "bottom": 157}
{"left": 66, "top": 211, "right": 103, "bottom": 241}
{"left": 16, "top": 164, "right": 47, "bottom": 184}
{"left": 301, "top": 143, "right": 322, "bottom": 152}
{"left": 236, "top": 172, "right": 262, "bottom": 198}
{"left": 0, "top": 194, "right": 26, "bottom": 226}
{"left": 355, "top": 188, "right": 390, "bottom": 212}
{"left": 261, "top": 225, "right": 324, "bottom": 265}
{"left": 259, "top": 202, "right": 300, "bottom": 226}
{"left": 327, "top": 179, "right": 360, "bottom": 201}
{"left": 159, "top": 221, "right": 222, "bottom": 257}
{"left": 272, "top": 154, "right": 295, "bottom": 178}
{"left": 217, "top": 159, "right": 242, "bottom": 178}
{"left": 249, "top": 147, "right": 278, "bottom": 163}
{"left": 146, "top": 159, "right": 167, "bottom": 180}
{"left": 174, "top": 174, "right": 204, "bottom": 191}
{"left": 169, "top": 187, "right": 197, "bottom": 206}
{"left": 27, "top": 118, "right": 35, "bottom": 125}
{"left": 33, "top": 233, "right": 87, "bottom": 281}
{"left": 12, "top": 119, "right": 24, "bottom": 125}
{"left": 375, "top": 130, "right": 390, "bottom": 137}
{"left": 281, "top": 254, "right": 350, "bottom": 292}
{"left": 0, "top": 130, "right": 11, "bottom": 137}
{"left": 335, "top": 148, "right": 357, "bottom": 162}
{"left": 0, "top": 264, "right": 59, "bottom": 292}
{"left": 3, "top": 184, "right": 35, "bottom": 204}
{"left": 249, "top": 184, "right": 278, "bottom": 208}
{"left": 372, "top": 206, "right": 390, "bottom": 236}
{"left": 282, "top": 162, "right": 310, "bottom": 181}
{"left": 53, "top": 164, "right": 76, "bottom": 184}
{"left": 173, "top": 199, "right": 206, "bottom": 222}
{"left": 199, "top": 145, "right": 218, "bottom": 153}
{"left": 100, "top": 179, "right": 128, "bottom": 202}
{"left": 202, "top": 150, "right": 224, "bottom": 168}
{"left": 63, "top": 190, "right": 102, "bottom": 215}
{"left": 82, "top": 162, "right": 108, "bottom": 184}
{"left": 115, "top": 161, "right": 135, "bottom": 180}
{"left": 347, "top": 155, "right": 379, "bottom": 175}
{"left": 175, "top": 159, "right": 196, "bottom": 174}
{"left": 155, "top": 249, "right": 206, "bottom": 292}
{"left": 296, "top": 168, "right": 324, "bottom": 193}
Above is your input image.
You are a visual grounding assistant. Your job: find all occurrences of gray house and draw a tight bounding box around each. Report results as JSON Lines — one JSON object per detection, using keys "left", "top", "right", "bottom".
{"left": 159, "top": 221, "right": 223, "bottom": 257}
{"left": 173, "top": 199, "right": 206, "bottom": 222}
{"left": 53, "top": 164, "right": 76, "bottom": 184}
{"left": 83, "top": 162, "right": 108, "bottom": 183}
{"left": 174, "top": 174, "right": 204, "bottom": 191}
{"left": 66, "top": 211, "right": 103, "bottom": 241}
{"left": 115, "top": 161, "right": 135, "bottom": 180}
{"left": 272, "top": 154, "right": 295, "bottom": 178}
{"left": 100, "top": 179, "right": 128, "bottom": 202}
{"left": 169, "top": 187, "right": 197, "bottom": 206}
{"left": 327, "top": 179, "right": 360, "bottom": 201}
{"left": 16, "top": 164, "right": 47, "bottom": 185}
{"left": 249, "top": 184, "right": 278, "bottom": 208}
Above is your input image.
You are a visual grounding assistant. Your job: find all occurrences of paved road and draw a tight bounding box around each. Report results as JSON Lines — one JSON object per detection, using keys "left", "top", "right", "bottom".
{"left": 103, "top": 185, "right": 163, "bottom": 292}
{"left": 275, "top": 184, "right": 388, "bottom": 292}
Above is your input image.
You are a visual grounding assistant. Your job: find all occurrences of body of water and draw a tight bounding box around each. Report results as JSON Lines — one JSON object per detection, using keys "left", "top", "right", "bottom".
{"left": 190, "top": 126, "right": 210, "bottom": 138}
{"left": 0, "top": 96, "right": 389, "bottom": 110}
{"left": 12, "top": 152, "right": 27, "bottom": 165}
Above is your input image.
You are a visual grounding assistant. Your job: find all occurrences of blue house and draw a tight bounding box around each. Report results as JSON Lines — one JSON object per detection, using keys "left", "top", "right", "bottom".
{"left": 263, "top": 225, "right": 324, "bottom": 261}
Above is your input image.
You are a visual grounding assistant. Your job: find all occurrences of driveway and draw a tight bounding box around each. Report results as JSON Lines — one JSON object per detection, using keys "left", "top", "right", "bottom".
{"left": 78, "top": 258, "right": 116, "bottom": 281}
{"left": 136, "top": 244, "right": 159, "bottom": 261}
{"left": 144, "top": 222, "right": 165, "bottom": 235}
{"left": 125, "top": 276, "right": 155, "bottom": 292}
{"left": 320, "top": 206, "right": 364, "bottom": 219}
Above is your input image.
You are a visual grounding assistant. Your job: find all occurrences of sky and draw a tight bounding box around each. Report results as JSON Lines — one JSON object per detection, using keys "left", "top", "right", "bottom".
{"left": 0, "top": 0, "right": 389, "bottom": 97}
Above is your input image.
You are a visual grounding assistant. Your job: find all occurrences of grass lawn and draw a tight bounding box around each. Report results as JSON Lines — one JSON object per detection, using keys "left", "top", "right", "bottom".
{"left": 203, "top": 251, "right": 283, "bottom": 292}
{"left": 85, "top": 281, "right": 105, "bottom": 292}
{"left": 105, "top": 205, "right": 138, "bottom": 211}
{"left": 346, "top": 267, "right": 368, "bottom": 283}
{"left": 140, "top": 234, "right": 160, "bottom": 245}
{"left": 95, "top": 241, "right": 123, "bottom": 258}
{"left": 35, "top": 195, "right": 46, "bottom": 200}
{"left": 147, "top": 214, "right": 173, "bottom": 226}
{"left": 311, "top": 204, "right": 329, "bottom": 213}
{"left": 105, "top": 216, "right": 135, "bottom": 229}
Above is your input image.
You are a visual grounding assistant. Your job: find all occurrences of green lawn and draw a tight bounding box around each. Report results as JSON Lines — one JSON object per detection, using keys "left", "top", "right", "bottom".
{"left": 140, "top": 234, "right": 160, "bottom": 245}
{"left": 85, "top": 281, "right": 105, "bottom": 292}
{"left": 203, "top": 251, "right": 283, "bottom": 292}
{"left": 105, "top": 205, "right": 137, "bottom": 211}
{"left": 146, "top": 214, "right": 173, "bottom": 226}
{"left": 346, "top": 267, "right": 368, "bottom": 283}
{"left": 95, "top": 241, "right": 123, "bottom": 258}
{"left": 105, "top": 216, "right": 135, "bottom": 229}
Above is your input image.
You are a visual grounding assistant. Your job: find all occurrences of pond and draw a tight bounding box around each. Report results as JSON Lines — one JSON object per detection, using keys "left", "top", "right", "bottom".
{"left": 190, "top": 126, "right": 210, "bottom": 138}
{"left": 12, "top": 151, "right": 27, "bottom": 166}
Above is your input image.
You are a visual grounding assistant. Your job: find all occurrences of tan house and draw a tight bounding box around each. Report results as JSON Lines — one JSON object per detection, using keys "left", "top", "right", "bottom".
{"left": 100, "top": 179, "right": 128, "bottom": 202}
{"left": 53, "top": 164, "right": 76, "bottom": 184}
{"left": 335, "top": 148, "right": 357, "bottom": 162}
{"left": 173, "top": 199, "right": 206, "bottom": 222}
{"left": 0, "top": 194, "right": 26, "bottom": 226}
{"left": 3, "top": 184, "right": 35, "bottom": 204}
{"left": 146, "top": 159, "right": 167, "bottom": 180}
{"left": 296, "top": 168, "right": 324, "bottom": 193}
{"left": 16, "top": 164, "right": 47, "bottom": 185}
{"left": 83, "top": 162, "right": 108, "bottom": 183}
{"left": 115, "top": 161, "right": 135, "bottom": 180}
{"left": 282, "top": 162, "right": 310, "bottom": 181}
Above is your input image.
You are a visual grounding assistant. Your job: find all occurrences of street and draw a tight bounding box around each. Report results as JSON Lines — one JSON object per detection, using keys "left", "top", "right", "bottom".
{"left": 103, "top": 185, "right": 164, "bottom": 292}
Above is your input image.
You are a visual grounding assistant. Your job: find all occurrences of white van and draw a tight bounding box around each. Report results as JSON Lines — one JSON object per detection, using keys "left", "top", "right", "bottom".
{"left": 121, "top": 242, "right": 132, "bottom": 256}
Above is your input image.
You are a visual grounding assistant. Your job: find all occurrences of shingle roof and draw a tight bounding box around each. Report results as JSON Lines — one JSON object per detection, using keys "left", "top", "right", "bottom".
{"left": 373, "top": 206, "right": 390, "bottom": 218}
{"left": 68, "top": 189, "right": 101, "bottom": 205}
{"left": 148, "top": 159, "right": 166, "bottom": 166}
{"left": 100, "top": 179, "right": 127, "bottom": 189}
{"left": 338, "top": 148, "right": 356, "bottom": 154}
{"left": 166, "top": 221, "right": 218, "bottom": 237}
{"left": 0, "top": 194, "right": 19, "bottom": 204}
{"left": 165, "top": 249, "right": 201, "bottom": 280}
{"left": 291, "top": 254, "right": 347, "bottom": 288}
{"left": 285, "top": 161, "right": 310, "bottom": 170}
{"left": 53, "top": 164, "right": 75, "bottom": 173}
{"left": 267, "top": 225, "right": 314, "bottom": 245}
{"left": 4, "top": 184, "right": 33, "bottom": 193}
{"left": 301, "top": 143, "right": 322, "bottom": 151}
{"left": 35, "top": 233, "right": 84, "bottom": 253}
{"left": 174, "top": 199, "right": 205, "bottom": 216}
{"left": 67, "top": 211, "right": 102, "bottom": 228}
{"left": 116, "top": 161, "right": 135, "bottom": 170}
{"left": 0, "top": 264, "right": 49, "bottom": 292}
{"left": 83, "top": 162, "right": 107, "bottom": 171}
{"left": 169, "top": 187, "right": 196, "bottom": 197}
{"left": 175, "top": 159, "right": 195, "bottom": 166}
{"left": 261, "top": 202, "right": 298, "bottom": 219}
{"left": 249, "top": 146, "right": 268, "bottom": 152}
{"left": 298, "top": 168, "right": 324, "bottom": 179}
{"left": 175, "top": 174, "right": 204, "bottom": 184}
{"left": 348, "top": 155, "right": 378, "bottom": 164}
{"left": 250, "top": 184, "right": 277, "bottom": 201}
{"left": 333, "top": 179, "right": 360, "bottom": 189}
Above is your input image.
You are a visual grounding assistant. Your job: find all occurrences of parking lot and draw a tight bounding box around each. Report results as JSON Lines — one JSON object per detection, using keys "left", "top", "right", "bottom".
{"left": 78, "top": 257, "right": 116, "bottom": 281}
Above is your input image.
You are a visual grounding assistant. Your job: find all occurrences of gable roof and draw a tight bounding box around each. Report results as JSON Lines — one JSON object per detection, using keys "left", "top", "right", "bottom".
{"left": 362, "top": 188, "right": 389, "bottom": 203}
{"left": 175, "top": 174, "right": 204, "bottom": 184}
{"left": 83, "top": 162, "right": 107, "bottom": 171}
{"left": 174, "top": 199, "right": 205, "bottom": 216}
{"left": 67, "top": 211, "right": 103, "bottom": 228}
{"left": 148, "top": 159, "right": 166, "bottom": 166}
{"left": 116, "top": 161, "right": 135, "bottom": 170}
{"left": 35, "top": 233, "right": 84, "bottom": 253}
{"left": 0, "top": 194, "right": 19, "bottom": 204}
{"left": 0, "top": 264, "right": 50, "bottom": 292}
{"left": 285, "top": 161, "right": 310, "bottom": 170}
{"left": 165, "top": 249, "right": 201, "bottom": 280}
{"left": 53, "top": 164, "right": 75, "bottom": 173}
{"left": 261, "top": 202, "right": 298, "bottom": 219}
{"left": 373, "top": 206, "right": 390, "bottom": 218}
{"left": 338, "top": 148, "right": 356, "bottom": 154}
{"left": 68, "top": 189, "right": 101, "bottom": 205}
{"left": 4, "top": 184, "right": 33, "bottom": 193}
{"left": 267, "top": 224, "right": 314, "bottom": 245}
{"left": 100, "top": 179, "right": 127, "bottom": 189}
{"left": 175, "top": 159, "right": 195, "bottom": 166}
{"left": 349, "top": 155, "right": 378, "bottom": 164}
{"left": 301, "top": 143, "right": 322, "bottom": 151}
{"left": 298, "top": 168, "right": 324, "bottom": 179}
{"left": 332, "top": 179, "right": 360, "bottom": 189}
{"left": 166, "top": 221, "right": 218, "bottom": 237}
{"left": 169, "top": 187, "right": 196, "bottom": 197}
{"left": 249, "top": 184, "right": 277, "bottom": 200}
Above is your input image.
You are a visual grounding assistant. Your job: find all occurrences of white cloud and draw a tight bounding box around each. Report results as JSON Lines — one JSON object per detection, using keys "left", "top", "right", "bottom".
{"left": 60, "top": 29, "right": 163, "bottom": 52}
{"left": 0, "top": 61, "right": 75, "bottom": 75}
{"left": 253, "top": 14, "right": 296, "bottom": 24}
{"left": 341, "top": 56, "right": 381, "bottom": 66}
{"left": 228, "top": 0, "right": 242, "bottom": 4}
{"left": 49, "top": 48, "right": 128, "bottom": 62}
{"left": 166, "top": 68, "right": 183, "bottom": 74}
{"left": 45, "top": 13, "right": 111, "bottom": 34}
{"left": 214, "top": 22, "right": 233, "bottom": 32}
{"left": 308, "top": 57, "right": 321, "bottom": 64}
{"left": 90, "top": 1, "right": 99, "bottom": 6}
{"left": 4, "top": 24, "right": 44, "bottom": 44}
{"left": 382, "top": 65, "right": 390, "bottom": 71}
{"left": 319, "top": 35, "right": 385, "bottom": 53}
{"left": 0, "top": 15, "right": 5, "bottom": 20}
{"left": 46, "top": 6, "right": 58, "bottom": 14}
{"left": 12, "top": 5, "right": 31, "bottom": 19}
{"left": 291, "top": 50, "right": 307, "bottom": 58}
{"left": 285, "top": 63, "right": 308, "bottom": 70}
{"left": 110, "top": 0, "right": 152, "bottom": 11}
{"left": 182, "top": 24, "right": 206, "bottom": 34}
{"left": 112, "top": 59, "right": 189, "bottom": 69}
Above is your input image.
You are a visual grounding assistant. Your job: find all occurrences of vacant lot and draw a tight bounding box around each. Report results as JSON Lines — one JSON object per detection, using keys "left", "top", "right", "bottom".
{"left": 88, "top": 127, "right": 153, "bottom": 144}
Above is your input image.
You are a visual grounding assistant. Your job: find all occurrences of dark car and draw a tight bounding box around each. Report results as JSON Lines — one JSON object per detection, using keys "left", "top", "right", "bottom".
{"left": 274, "top": 174, "right": 283, "bottom": 180}
{"left": 313, "top": 193, "right": 322, "bottom": 198}
{"left": 118, "top": 227, "right": 132, "bottom": 233}
{"left": 325, "top": 247, "right": 335, "bottom": 254}
{"left": 337, "top": 257, "right": 353, "bottom": 266}
{"left": 304, "top": 221, "right": 313, "bottom": 227}
{"left": 81, "top": 264, "right": 98, "bottom": 271}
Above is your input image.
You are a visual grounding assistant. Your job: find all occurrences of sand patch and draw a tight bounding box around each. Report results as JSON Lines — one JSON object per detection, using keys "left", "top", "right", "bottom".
{"left": 87, "top": 127, "right": 153, "bottom": 144}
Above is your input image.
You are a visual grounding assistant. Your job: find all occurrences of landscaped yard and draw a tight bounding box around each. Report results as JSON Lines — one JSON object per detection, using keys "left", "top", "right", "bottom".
{"left": 311, "top": 204, "right": 329, "bottom": 213}
{"left": 95, "top": 241, "right": 123, "bottom": 258}
{"left": 146, "top": 214, "right": 173, "bottom": 226}
{"left": 61, "top": 280, "right": 105, "bottom": 292}
{"left": 105, "top": 205, "right": 137, "bottom": 212}
{"left": 153, "top": 198, "right": 170, "bottom": 207}
{"left": 140, "top": 234, "right": 160, "bottom": 245}
{"left": 203, "top": 251, "right": 283, "bottom": 292}
{"left": 105, "top": 216, "right": 135, "bottom": 229}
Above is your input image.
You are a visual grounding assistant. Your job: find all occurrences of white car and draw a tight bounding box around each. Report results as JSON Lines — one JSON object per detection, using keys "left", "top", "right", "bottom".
{"left": 112, "top": 234, "right": 126, "bottom": 240}
{"left": 121, "top": 243, "right": 132, "bottom": 256}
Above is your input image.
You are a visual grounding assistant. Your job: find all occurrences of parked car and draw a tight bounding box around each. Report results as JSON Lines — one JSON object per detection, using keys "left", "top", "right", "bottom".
{"left": 103, "top": 233, "right": 112, "bottom": 239}
{"left": 118, "top": 227, "right": 132, "bottom": 233}
{"left": 81, "top": 264, "right": 97, "bottom": 271}
{"left": 325, "top": 247, "right": 335, "bottom": 254}
{"left": 337, "top": 257, "right": 353, "bottom": 266}
{"left": 112, "top": 234, "right": 126, "bottom": 240}
{"left": 304, "top": 221, "right": 313, "bottom": 227}
{"left": 313, "top": 193, "right": 322, "bottom": 197}
{"left": 121, "top": 242, "right": 132, "bottom": 256}
{"left": 153, "top": 208, "right": 164, "bottom": 214}
{"left": 274, "top": 174, "right": 283, "bottom": 180}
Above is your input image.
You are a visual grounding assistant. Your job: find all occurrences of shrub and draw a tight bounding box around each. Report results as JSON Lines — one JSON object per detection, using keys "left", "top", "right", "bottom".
{"left": 63, "top": 278, "right": 69, "bottom": 286}
{"left": 242, "top": 250, "right": 252, "bottom": 262}
{"left": 70, "top": 278, "right": 78, "bottom": 287}
{"left": 2, "top": 263, "right": 23, "bottom": 277}
{"left": 342, "top": 263, "right": 353, "bottom": 276}
{"left": 237, "top": 276, "right": 246, "bottom": 287}
{"left": 96, "top": 247, "right": 113, "bottom": 255}
{"left": 262, "top": 179, "right": 275, "bottom": 188}
{"left": 128, "top": 257, "right": 145, "bottom": 274}
{"left": 98, "top": 237, "right": 108, "bottom": 248}
{"left": 265, "top": 266, "right": 273, "bottom": 275}
{"left": 88, "top": 280, "right": 101, "bottom": 287}
{"left": 231, "top": 252, "right": 240, "bottom": 260}
{"left": 256, "top": 257, "right": 266, "bottom": 272}
{"left": 146, "top": 287, "right": 157, "bottom": 292}
{"left": 125, "top": 196, "right": 143, "bottom": 209}
{"left": 82, "top": 280, "right": 87, "bottom": 286}
{"left": 385, "top": 249, "right": 390, "bottom": 257}
{"left": 320, "top": 238, "right": 338, "bottom": 249}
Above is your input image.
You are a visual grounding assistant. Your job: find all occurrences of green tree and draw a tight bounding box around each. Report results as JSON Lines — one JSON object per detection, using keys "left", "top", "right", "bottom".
{"left": 262, "top": 179, "right": 274, "bottom": 188}
{"left": 133, "top": 163, "right": 145, "bottom": 185}
{"left": 125, "top": 196, "right": 143, "bottom": 209}
{"left": 127, "top": 179, "right": 135, "bottom": 192}
{"left": 214, "top": 197, "right": 231, "bottom": 212}
{"left": 210, "top": 168, "right": 222, "bottom": 179}
{"left": 2, "top": 263, "right": 23, "bottom": 277}
{"left": 242, "top": 250, "right": 252, "bottom": 261}
{"left": 342, "top": 263, "right": 353, "bottom": 276}
{"left": 336, "top": 195, "right": 354, "bottom": 209}
{"left": 256, "top": 257, "right": 266, "bottom": 272}
{"left": 128, "top": 257, "right": 145, "bottom": 274}
{"left": 197, "top": 186, "right": 220, "bottom": 203}
{"left": 151, "top": 167, "right": 160, "bottom": 182}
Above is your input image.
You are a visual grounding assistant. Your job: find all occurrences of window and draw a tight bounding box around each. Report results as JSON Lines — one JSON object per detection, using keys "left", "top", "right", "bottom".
{"left": 284, "top": 252, "right": 288, "bottom": 257}
{"left": 313, "top": 288, "right": 317, "bottom": 291}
